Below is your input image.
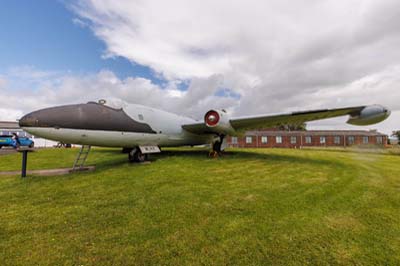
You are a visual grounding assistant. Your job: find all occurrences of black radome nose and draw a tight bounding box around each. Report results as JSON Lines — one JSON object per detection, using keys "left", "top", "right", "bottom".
{"left": 19, "top": 106, "right": 71, "bottom": 128}
{"left": 18, "top": 102, "right": 157, "bottom": 133}
{"left": 19, "top": 112, "right": 40, "bottom": 127}
{"left": 19, "top": 106, "right": 65, "bottom": 128}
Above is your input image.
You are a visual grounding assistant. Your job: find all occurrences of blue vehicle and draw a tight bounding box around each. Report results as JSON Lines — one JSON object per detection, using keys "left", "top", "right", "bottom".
{"left": 0, "top": 135, "right": 34, "bottom": 149}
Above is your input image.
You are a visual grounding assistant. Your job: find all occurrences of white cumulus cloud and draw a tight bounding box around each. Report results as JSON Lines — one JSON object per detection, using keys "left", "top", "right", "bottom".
{"left": 2, "top": 0, "right": 400, "bottom": 135}
{"left": 0, "top": 67, "right": 237, "bottom": 122}
{"left": 69, "top": 1, "right": 400, "bottom": 112}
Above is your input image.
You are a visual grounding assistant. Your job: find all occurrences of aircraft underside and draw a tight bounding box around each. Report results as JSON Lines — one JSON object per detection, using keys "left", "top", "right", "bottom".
{"left": 26, "top": 127, "right": 214, "bottom": 148}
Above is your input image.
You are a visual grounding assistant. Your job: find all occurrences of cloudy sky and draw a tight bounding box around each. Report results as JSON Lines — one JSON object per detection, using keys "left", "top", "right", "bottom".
{"left": 0, "top": 0, "right": 399, "bottom": 134}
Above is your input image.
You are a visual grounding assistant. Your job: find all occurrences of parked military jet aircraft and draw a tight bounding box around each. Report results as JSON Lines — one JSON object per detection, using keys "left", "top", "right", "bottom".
{"left": 19, "top": 101, "right": 390, "bottom": 162}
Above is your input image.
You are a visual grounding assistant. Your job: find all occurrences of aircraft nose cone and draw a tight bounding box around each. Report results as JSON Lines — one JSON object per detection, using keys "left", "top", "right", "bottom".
{"left": 19, "top": 102, "right": 156, "bottom": 133}
{"left": 19, "top": 111, "right": 41, "bottom": 128}
{"left": 19, "top": 106, "right": 67, "bottom": 128}
{"left": 19, "top": 106, "right": 74, "bottom": 128}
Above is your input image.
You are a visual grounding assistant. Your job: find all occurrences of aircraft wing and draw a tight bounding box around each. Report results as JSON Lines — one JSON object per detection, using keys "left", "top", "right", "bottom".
{"left": 182, "top": 105, "right": 390, "bottom": 135}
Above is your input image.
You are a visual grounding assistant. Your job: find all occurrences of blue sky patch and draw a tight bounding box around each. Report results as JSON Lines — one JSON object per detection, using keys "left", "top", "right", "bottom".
{"left": 0, "top": 0, "right": 163, "bottom": 84}
{"left": 215, "top": 88, "right": 241, "bottom": 99}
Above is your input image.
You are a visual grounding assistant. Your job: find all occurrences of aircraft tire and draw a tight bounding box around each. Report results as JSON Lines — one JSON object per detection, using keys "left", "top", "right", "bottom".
{"left": 209, "top": 150, "right": 218, "bottom": 158}
{"left": 128, "top": 148, "right": 147, "bottom": 163}
{"left": 128, "top": 149, "right": 136, "bottom": 162}
{"left": 134, "top": 150, "right": 146, "bottom": 162}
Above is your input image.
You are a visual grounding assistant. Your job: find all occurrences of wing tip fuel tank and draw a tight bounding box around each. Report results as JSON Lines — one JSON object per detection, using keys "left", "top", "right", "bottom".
{"left": 347, "top": 104, "right": 390, "bottom": 126}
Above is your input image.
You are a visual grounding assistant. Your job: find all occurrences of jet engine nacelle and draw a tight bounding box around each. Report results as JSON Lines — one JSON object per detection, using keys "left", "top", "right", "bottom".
{"left": 347, "top": 105, "right": 391, "bottom": 126}
{"left": 204, "top": 109, "right": 236, "bottom": 135}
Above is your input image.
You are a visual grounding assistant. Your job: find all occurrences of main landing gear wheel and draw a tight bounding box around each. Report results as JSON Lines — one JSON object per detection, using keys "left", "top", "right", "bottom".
{"left": 209, "top": 135, "right": 225, "bottom": 158}
{"left": 128, "top": 148, "right": 148, "bottom": 163}
{"left": 209, "top": 150, "right": 219, "bottom": 158}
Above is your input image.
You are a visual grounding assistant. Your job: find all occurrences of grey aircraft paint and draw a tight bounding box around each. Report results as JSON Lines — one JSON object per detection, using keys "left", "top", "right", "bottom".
{"left": 19, "top": 102, "right": 157, "bottom": 134}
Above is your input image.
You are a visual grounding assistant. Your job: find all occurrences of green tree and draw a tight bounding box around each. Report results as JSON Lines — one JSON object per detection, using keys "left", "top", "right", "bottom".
{"left": 279, "top": 123, "right": 307, "bottom": 131}
{"left": 392, "top": 131, "right": 400, "bottom": 145}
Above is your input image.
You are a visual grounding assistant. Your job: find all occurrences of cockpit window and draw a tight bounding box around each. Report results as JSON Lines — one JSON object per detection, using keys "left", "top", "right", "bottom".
{"left": 138, "top": 114, "right": 144, "bottom": 121}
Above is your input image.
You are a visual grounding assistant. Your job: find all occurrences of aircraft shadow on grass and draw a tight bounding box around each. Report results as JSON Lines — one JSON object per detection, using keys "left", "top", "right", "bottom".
{"left": 301, "top": 147, "right": 399, "bottom": 157}
{"left": 90, "top": 148, "right": 346, "bottom": 171}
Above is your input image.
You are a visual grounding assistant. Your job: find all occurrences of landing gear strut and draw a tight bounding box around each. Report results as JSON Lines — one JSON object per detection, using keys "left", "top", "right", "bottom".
{"left": 209, "top": 135, "right": 225, "bottom": 158}
{"left": 128, "top": 147, "right": 148, "bottom": 163}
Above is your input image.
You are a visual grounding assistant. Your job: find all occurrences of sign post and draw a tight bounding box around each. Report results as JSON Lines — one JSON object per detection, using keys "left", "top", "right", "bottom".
{"left": 18, "top": 148, "right": 34, "bottom": 178}
{"left": 22, "top": 150, "right": 28, "bottom": 177}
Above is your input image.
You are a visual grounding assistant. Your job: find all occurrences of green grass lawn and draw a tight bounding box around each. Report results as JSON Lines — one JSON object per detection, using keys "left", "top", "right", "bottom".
{"left": 0, "top": 147, "right": 399, "bottom": 265}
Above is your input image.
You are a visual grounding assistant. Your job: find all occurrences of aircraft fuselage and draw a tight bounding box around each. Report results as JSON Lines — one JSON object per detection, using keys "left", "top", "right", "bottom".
{"left": 19, "top": 102, "right": 215, "bottom": 148}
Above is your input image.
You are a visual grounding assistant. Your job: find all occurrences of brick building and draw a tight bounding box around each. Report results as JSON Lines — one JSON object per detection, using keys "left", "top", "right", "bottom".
{"left": 228, "top": 129, "right": 388, "bottom": 148}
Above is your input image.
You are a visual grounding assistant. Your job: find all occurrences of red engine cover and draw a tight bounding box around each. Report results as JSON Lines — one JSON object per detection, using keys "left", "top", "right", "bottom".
{"left": 205, "top": 110, "right": 220, "bottom": 127}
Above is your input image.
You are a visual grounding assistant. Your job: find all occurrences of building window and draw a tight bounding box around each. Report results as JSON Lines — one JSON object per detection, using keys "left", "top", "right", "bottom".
{"left": 305, "top": 136, "right": 312, "bottom": 144}
{"left": 290, "top": 136, "right": 297, "bottom": 144}
{"left": 363, "top": 136, "right": 369, "bottom": 144}
{"left": 231, "top": 137, "right": 238, "bottom": 144}
{"left": 261, "top": 136, "right": 268, "bottom": 144}
{"left": 376, "top": 136, "right": 383, "bottom": 144}
{"left": 334, "top": 136, "right": 341, "bottom": 144}
{"left": 246, "top": 136, "right": 252, "bottom": 144}
{"left": 276, "top": 136, "right": 282, "bottom": 144}
{"left": 348, "top": 136, "right": 355, "bottom": 145}
{"left": 320, "top": 136, "right": 326, "bottom": 144}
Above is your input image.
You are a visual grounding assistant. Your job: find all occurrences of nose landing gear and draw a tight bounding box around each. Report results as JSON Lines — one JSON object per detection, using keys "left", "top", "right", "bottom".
{"left": 128, "top": 147, "right": 148, "bottom": 163}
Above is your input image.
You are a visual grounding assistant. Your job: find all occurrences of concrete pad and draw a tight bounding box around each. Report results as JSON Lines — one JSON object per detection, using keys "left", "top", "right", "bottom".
{"left": 0, "top": 166, "right": 96, "bottom": 177}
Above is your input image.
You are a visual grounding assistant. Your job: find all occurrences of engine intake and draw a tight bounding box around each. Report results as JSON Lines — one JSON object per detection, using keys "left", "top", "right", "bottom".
{"left": 204, "top": 109, "right": 235, "bottom": 135}
{"left": 205, "top": 110, "right": 220, "bottom": 127}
